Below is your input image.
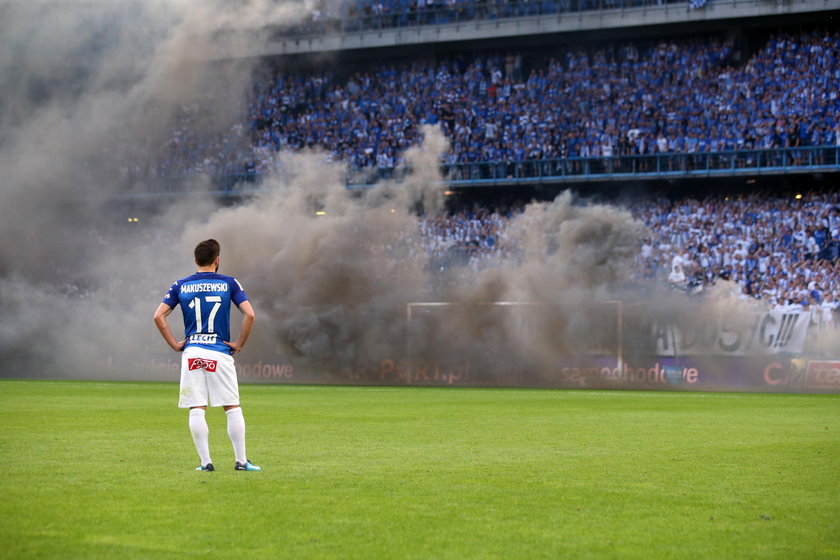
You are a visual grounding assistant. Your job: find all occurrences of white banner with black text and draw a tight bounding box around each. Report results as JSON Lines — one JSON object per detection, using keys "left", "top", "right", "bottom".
{"left": 654, "top": 310, "right": 809, "bottom": 356}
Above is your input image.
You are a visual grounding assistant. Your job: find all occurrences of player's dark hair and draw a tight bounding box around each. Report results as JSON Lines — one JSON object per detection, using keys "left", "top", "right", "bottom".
{"left": 194, "top": 239, "right": 220, "bottom": 267}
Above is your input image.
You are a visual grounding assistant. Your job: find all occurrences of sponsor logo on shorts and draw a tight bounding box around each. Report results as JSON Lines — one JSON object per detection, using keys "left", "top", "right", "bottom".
{"left": 188, "top": 358, "right": 218, "bottom": 372}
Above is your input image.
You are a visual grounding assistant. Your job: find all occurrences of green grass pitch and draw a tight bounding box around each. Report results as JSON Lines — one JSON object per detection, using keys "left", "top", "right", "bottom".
{"left": 1, "top": 380, "right": 838, "bottom": 559}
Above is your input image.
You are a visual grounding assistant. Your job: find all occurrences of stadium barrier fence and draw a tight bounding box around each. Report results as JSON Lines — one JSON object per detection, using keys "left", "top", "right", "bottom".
{"left": 440, "top": 145, "right": 840, "bottom": 186}
{"left": 141, "top": 145, "right": 840, "bottom": 195}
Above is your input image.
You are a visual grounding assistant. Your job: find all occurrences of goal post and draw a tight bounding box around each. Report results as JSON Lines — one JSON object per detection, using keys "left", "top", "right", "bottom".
{"left": 405, "top": 300, "right": 624, "bottom": 385}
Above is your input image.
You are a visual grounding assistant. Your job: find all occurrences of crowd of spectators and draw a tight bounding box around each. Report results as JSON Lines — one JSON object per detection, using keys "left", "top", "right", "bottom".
{"left": 142, "top": 30, "right": 840, "bottom": 182}
{"left": 244, "top": 30, "right": 839, "bottom": 179}
{"left": 633, "top": 192, "right": 840, "bottom": 319}
{"left": 417, "top": 191, "right": 840, "bottom": 325}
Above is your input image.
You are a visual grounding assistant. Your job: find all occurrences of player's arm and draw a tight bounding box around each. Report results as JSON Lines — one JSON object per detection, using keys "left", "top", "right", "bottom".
{"left": 153, "top": 303, "right": 186, "bottom": 352}
{"left": 224, "top": 300, "right": 255, "bottom": 355}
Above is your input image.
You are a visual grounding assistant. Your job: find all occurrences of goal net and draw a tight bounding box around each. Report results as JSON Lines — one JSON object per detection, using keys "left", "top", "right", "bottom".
{"left": 405, "top": 300, "right": 624, "bottom": 385}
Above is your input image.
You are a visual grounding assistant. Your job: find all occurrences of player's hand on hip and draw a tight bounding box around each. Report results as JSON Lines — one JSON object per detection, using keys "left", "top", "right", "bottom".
{"left": 223, "top": 340, "right": 244, "bottom": 355}
{"left": 174, "top": 339, "right": 186, "bottom": 352}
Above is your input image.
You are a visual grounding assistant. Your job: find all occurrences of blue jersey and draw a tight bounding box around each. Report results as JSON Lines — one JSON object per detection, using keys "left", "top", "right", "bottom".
{"left": 162, "top": 272, "right": 249, "bottom": 355}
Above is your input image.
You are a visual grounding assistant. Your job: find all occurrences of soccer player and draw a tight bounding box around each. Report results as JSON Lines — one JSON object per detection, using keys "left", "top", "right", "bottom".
{"left": 153, "top": 239, "right": 261, "bottom": 472}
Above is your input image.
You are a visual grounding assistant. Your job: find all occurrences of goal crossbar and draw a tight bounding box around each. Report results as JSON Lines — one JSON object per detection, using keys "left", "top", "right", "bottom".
{"left": 405, "top": 300, "right": 624, "bottom": 380}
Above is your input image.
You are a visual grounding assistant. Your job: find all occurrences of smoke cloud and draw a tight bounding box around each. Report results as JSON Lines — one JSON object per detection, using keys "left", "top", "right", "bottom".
{"left": 0, "top": 0, "right": 315, "bottom": 376}
{"left": 0, "top": 0, "right": 815, "bottom": 385}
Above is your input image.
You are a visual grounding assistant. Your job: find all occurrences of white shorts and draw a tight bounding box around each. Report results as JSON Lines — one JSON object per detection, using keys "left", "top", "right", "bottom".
{"left": 178, "top": 346, "right": 240, "bottom": 408}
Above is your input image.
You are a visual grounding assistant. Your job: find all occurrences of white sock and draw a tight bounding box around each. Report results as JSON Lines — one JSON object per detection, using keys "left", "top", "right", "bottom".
{"left": 189, "top": 408, "right": 212, "bottom": 466}
{"left": 226, "top": 407, "right": 247, "bottom": 464}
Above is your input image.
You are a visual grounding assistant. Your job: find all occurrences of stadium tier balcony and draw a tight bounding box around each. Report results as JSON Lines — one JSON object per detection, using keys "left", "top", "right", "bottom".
{"left": 166, "top": 146, "right": 838, "bottom": 195}
{"left": 293, "top": 0, "right": 691, "bottom": 35}
{"left": 437, "top": 147, "right": 840, "bottom": 188}
{"left": 259, "top": 0, "right": 833, "bottom": 57}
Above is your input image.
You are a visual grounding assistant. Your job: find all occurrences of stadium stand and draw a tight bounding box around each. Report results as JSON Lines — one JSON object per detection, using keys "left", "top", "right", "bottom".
{"left": 419, "top": 191, "right": 840, "bottom": 322}
{"left": 143, "top": 29, "right": 839, "bottom": 187}
{"left": 128, "top": 2, "right": 840, "bottom": 314}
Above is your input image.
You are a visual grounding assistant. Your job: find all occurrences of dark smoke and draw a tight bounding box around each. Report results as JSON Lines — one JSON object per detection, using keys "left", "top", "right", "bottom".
{"left": 0, "top": 0, "right": 313, "bottom": 376}
{"left": 1, "top": 1, "right": 797, "bottom": 383}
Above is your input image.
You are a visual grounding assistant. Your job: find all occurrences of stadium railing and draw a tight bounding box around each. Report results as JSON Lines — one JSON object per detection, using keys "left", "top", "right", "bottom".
{"left": 144, "top": 145, "right": 840, "bottom": 195}
{"left": 438, "top": 145, "right": 840, "bottom": 187}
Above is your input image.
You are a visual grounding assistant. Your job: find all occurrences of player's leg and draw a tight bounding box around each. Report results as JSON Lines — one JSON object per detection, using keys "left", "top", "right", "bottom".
{"left": 180, "top": 348, "right": 213, "bottom": 471}
{"left": 223, "top": 405, "right": 260, "bottom": 470}
{"left": 189, "top": 407, "right": 213, "bottom": 471}
{"left": 208, "top": 354, "right": 261, "bottom": 471}
{"left": 223, "top": 405, "right": 246, "bottom": 464}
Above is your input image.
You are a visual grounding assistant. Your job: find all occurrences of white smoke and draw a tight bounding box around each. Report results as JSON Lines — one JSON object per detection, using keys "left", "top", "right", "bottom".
{"left": 1, "top": 0, "right": 756, "bottom": 383}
